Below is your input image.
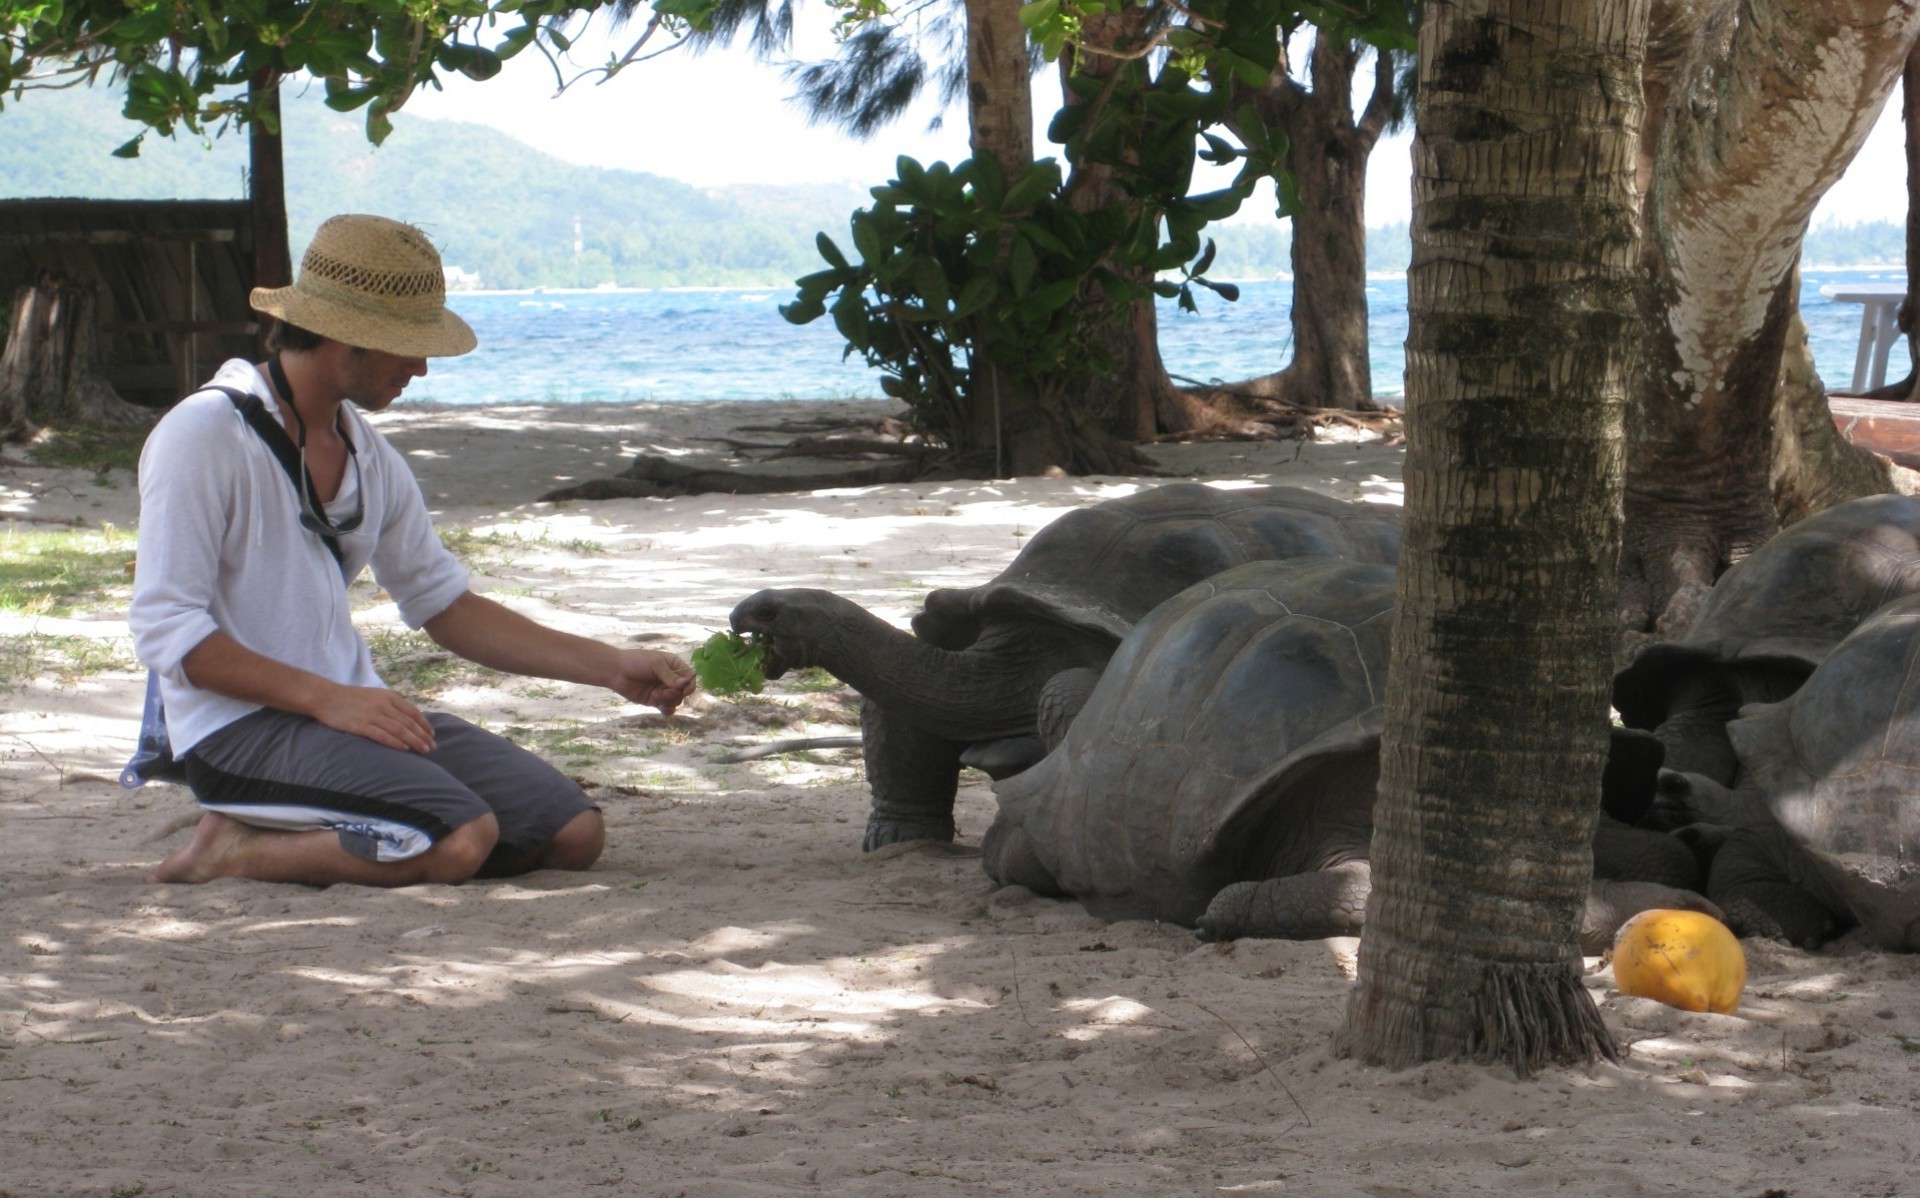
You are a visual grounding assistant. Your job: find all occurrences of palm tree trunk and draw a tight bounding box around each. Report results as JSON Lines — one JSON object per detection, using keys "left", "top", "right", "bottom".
{"left": 1342, "top": 0, "right": 1646, "bottom": 1074}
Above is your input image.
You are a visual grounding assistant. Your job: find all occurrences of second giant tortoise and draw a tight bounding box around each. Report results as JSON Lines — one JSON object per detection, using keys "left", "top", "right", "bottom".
{"left": 984, "top": 557, "right": 1712, "bottom": 950}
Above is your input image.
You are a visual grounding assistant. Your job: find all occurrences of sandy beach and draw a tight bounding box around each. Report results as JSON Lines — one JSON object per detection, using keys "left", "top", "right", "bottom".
{"left": 2, "top": 400, "right": 1916, "bottom": 1197}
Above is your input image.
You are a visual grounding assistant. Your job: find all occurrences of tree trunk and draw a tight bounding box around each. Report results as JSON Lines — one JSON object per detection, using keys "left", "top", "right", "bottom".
{"left": 250, "top": 70, "right": 293, "bottom": 304}
{"left": 1342, "top": 0, "right": 1645, "bottom": 1074}
{"left": 1050, "top": 7, "right": 1191, "bottom": 458}
{"left": 1228, "top": 37, "right": 1398, "bottom": 412}
{"left": 961, "top": 0, "right": 1037, "bottom": 475}
{"left": 0, "top": 278, "right": 150, "bottom": 443}
{"left": 1618, "top": 0, "right": 1920, "bottom": 638}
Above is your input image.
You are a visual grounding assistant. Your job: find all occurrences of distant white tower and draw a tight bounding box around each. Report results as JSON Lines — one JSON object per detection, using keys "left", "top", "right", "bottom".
{"left": 573, "top": 215, "right": 583, "bottom": 256}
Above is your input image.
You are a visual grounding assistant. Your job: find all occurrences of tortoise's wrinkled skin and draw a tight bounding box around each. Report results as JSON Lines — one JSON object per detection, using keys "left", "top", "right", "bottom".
{"left": 984, "top": 558, "right": 1712, "bottom": 948}
{"left": 731, "top": 484, "right": 1401, "bottom": 851}
{"left": 1672, "top": 595, "right": 1920, "bottom": 951}
{"left": 1614, "top": 494, "right": 1920, "bottom": 800}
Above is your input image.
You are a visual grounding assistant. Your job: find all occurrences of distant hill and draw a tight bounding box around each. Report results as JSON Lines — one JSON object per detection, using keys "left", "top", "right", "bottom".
{"left": 0, "top": 83, "right": 869, "bottom": 289}
{"left": 2, "top": 84, "right": 1901, "bottom": 287}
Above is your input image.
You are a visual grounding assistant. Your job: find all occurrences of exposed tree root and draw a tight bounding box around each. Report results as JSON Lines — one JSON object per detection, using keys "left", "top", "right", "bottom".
{"left": 1163, "top": 377, "right": 1404, "bottom": 444}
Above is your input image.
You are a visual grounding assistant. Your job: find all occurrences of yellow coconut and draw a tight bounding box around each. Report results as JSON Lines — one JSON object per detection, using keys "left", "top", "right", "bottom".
{"left": 1611, "top": 908, "right": 1747, "bottom": 1014}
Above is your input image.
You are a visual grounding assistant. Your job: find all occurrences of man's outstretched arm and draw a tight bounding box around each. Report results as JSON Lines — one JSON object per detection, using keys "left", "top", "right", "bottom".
{"left": 423, "top": 592, "right": 696, "bottom": 714}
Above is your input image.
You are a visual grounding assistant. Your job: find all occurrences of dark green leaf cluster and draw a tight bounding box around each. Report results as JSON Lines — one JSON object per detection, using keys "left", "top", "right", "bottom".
{"left": 691, "top": 630, "right": 765, "bottom": 696}
{"left": 784, "top": 151, "right": 1244, "bottom": 444}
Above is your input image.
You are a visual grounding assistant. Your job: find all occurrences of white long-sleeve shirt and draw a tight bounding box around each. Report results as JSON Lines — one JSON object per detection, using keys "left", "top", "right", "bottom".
{"left": 129, "top": 358, "right": 471, "bottom": 756}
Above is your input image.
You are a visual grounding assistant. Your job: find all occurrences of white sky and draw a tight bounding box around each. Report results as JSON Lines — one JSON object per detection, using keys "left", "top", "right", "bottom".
{"left": 402, "top": 14, "right": 1908, "bottom": 228}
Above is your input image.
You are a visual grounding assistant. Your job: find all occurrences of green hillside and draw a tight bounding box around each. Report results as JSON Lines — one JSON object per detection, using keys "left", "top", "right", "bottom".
{"left": 3, "top": 84, "right": 1900, "bottom": 287}
{"left": 0, "top": 83, "right": 869, "bottom": 290}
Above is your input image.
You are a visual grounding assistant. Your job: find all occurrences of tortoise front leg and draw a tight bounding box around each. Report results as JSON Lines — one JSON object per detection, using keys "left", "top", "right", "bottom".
{"left": 1707, "top": 826, "right": 1847, "bottom": 949}
{"left": 860, "top": 698, "right": 963, "bottom": 851}
{"left": 1195, "top": 861, "right": 1372, "bottom": 941}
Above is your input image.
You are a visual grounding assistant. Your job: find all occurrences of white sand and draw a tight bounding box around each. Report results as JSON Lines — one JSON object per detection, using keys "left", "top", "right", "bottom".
{"left": 1, "top": 401, "right": 1914, "bottom": 1196}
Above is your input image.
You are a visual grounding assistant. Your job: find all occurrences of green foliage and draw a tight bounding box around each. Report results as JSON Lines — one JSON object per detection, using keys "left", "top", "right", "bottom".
{"left": 0, "top": 0, "right": 723, "bottom": 150}
{"left": 691, "top": 630, "right": 766, "bottom": 695}
{"left": 784, "top": 140, "right": 1264, "bottom": 445}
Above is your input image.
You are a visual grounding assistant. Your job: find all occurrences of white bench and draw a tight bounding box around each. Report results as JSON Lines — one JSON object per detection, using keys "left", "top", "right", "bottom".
{"left": 1822, "top": 282, "right": 1908, "bottom": 392}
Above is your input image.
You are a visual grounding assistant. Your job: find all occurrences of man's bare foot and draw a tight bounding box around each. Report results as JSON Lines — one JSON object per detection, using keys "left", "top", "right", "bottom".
{"left": 147, "top": 812, "right": 253, "bottom": 884}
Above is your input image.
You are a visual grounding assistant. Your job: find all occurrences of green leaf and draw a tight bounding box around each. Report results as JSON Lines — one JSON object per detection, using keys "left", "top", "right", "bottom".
{"left": 1009, "top": 235, "right": 1036, "bottom": 296}
{"left": 954, "top": 272, "right": 998, "bottom": 319}
{"left": 1024, "top": 277, "right": 1077, "bottom": 315}
{"left": 1002, "top": 162, "right": 1059, "bottom": 211}
{"left": 1191, "top": 238, "right": 1217, "bottom": 277}
{"left": 691, "top": 631, "right": 765, "bottom": 696}
{"left": 816, "top": 232, "right": 851, "bottom": 270}
{"left": 1018, "top": 0, "right": 1059, "bottom": 30}
{"left": 111, "top": 135, "right": 144, "bottom": 159}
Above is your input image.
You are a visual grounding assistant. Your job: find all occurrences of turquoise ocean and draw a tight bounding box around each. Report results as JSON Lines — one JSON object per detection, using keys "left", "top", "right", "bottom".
{"left": 405, "top": 268, "right": 1912, "bottom": 407}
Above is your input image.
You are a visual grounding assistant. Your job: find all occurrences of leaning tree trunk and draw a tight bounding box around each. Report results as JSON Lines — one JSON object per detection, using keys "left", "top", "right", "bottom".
{"left": 0, "top": 277, "right": 150, "bottom": 443}
{"left": 1619, "top": 0, "right": 1920, "bottom": 638}
{"left": 1342, "top": 0, "right": 1645, "bottom": 1074}
{"left": 1225, "top": 35, "right": 1398, "bottom": 412}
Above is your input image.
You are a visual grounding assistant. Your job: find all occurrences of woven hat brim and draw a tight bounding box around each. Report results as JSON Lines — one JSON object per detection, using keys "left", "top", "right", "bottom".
{"left": 251, "top": 284, "right": 477, "bottom": 358}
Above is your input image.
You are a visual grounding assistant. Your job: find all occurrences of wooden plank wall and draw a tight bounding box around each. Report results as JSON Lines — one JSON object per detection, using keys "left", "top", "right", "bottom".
{"left": 0, "top": 199, "right": 257, "bottom": 408}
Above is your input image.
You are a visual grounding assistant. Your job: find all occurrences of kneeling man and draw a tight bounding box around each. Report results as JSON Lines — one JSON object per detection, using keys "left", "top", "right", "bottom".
{"left": 132, "top": 213, "right": 694, "bottom": 886}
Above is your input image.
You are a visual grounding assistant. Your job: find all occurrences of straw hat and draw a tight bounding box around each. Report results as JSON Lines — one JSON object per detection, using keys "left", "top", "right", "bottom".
{"left": 250, "top": 214, "right": 477, "bottom": 358}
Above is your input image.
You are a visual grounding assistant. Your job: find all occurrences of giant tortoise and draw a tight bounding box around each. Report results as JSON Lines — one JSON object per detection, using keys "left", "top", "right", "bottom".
{"left": 730, "top": 483, "right": 1401, "bottom": 850}
{"left": 983, "top": 557, "right": 1712, "bottom": 951}
{"left": 1614, "top": 494, "right": 1920, "bottom": 800}
{"left": 1660, "top": 593, "right": 1920, "bottom": 950}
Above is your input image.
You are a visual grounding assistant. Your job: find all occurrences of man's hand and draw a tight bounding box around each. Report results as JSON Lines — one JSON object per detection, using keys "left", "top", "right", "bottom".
{"left": 311, "top": 683, "right": 438, "bottom": 753}
{"left": 610, "top": 648, "right": 697, "bottom": 715}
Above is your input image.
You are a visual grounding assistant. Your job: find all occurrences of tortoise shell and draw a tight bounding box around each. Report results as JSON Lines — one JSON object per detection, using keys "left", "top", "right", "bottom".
{"left": 988, "top": 556, "right": 1396, "bottom": 926}
{"left": 911, "top": 483, "right": 1401, "bottom": 652}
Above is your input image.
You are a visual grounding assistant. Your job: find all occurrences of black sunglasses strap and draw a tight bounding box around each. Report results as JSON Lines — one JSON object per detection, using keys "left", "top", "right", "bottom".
{"left": 207, "top": 385, "right": 346, "bottom": 572}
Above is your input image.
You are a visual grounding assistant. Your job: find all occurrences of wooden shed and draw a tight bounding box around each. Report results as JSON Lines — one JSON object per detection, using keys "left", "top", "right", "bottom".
{"left": 0, "top": 198, "right": 258, "bottom": 409}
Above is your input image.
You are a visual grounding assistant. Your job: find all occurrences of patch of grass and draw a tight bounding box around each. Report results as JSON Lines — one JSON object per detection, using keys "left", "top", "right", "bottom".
{"left": 437, "top": 527, "right": 609, "bottom": 569}
{"left": 360, "top": 626, "right": 496, "bottom": 700}
{"left": 25, "top": 425, "right": 148, "bottom": 480}
{"left": 0, "top": 633, "right": 139, "bottom": 690}
{"left": 0, "top": 526, "right": 137, "bottom": 616}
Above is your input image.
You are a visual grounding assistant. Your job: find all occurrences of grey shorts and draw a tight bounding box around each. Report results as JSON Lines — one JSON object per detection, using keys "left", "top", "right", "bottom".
{"left": 184, "top": 709, "right": 595, "bottom": 865}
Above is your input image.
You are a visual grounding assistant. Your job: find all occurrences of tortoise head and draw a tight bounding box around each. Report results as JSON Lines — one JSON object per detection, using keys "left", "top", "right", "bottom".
{"left": 730, "top": 587, "right": 895, "bottom": 682}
